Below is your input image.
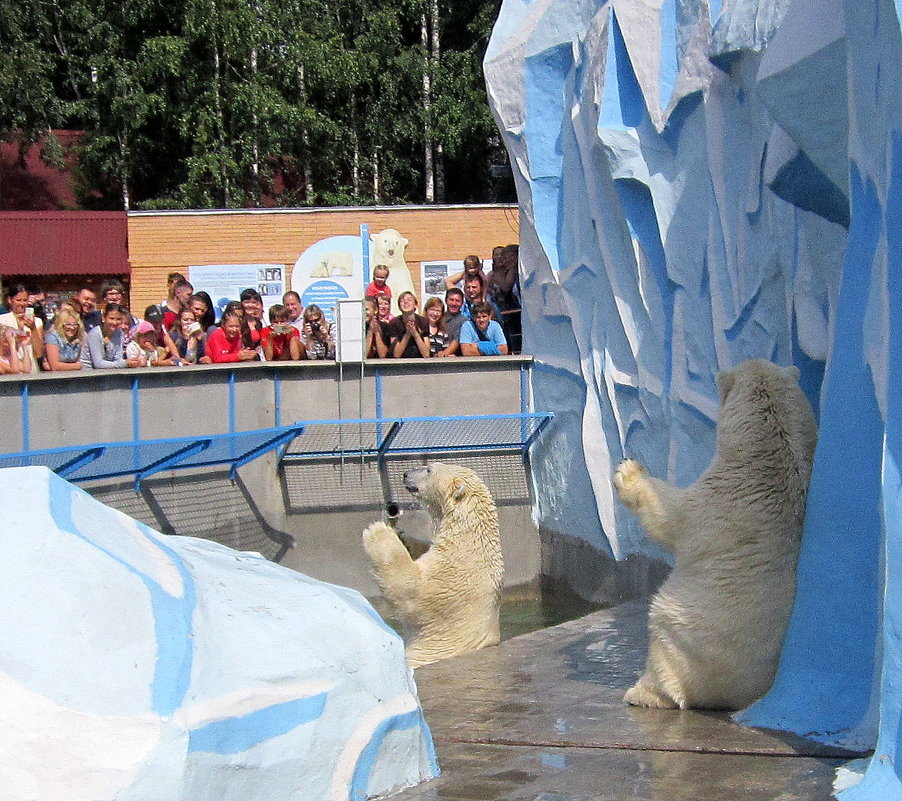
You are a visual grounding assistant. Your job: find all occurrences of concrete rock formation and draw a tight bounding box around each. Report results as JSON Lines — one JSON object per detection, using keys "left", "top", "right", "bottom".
{"left": 486, "top": 0, "right": 901, "bottom": 796}
{"left": 0, "top": 466, "right": 437, "bottom": 801}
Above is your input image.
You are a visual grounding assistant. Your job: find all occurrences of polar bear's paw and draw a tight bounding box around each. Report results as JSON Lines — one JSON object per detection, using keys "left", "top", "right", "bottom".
{"left": 613, "top": 459, "right": 654, "bottom": 512}
{"left": 362, "top": 522, "right": 401, "bottom": 563}
{"left": 623, "top": 679, "right": 679, "bottom": 709}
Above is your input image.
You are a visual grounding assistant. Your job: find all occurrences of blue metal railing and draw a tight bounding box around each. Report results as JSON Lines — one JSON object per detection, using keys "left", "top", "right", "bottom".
{"left": 282, "top": 412, "right": 553, "bottom": 463}
{"left": 2, "top": 361, "right": 550, "bottom": 488}
{"left": 0, "top": 425, "right": 305, "bottom": 491}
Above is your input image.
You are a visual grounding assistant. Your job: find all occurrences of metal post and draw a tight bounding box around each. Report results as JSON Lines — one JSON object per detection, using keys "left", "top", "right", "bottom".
{"left": 520, "top": 363, "right": 528, "bottom": 459}
{"left": 20, "top": 382, "right": 29, "bottom": 460}
{"left": 375, "top": 369, "right": 384, "bottom": 448}
{"left": 132, "top": 377, "right": 141, "bottom": 476}
{"left": 361, "top": 223, "right": 371, "bottom": 288}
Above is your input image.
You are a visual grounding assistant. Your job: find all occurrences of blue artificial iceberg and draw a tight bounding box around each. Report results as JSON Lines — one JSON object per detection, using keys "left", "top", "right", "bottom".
{"left": 486, "top": 0, "right": 901, "bottom": 796}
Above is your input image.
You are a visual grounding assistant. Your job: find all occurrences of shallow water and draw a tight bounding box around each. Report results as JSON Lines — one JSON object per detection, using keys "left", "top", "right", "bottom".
{"left": 370, "top": 583, "right": 603, "bottom": 643}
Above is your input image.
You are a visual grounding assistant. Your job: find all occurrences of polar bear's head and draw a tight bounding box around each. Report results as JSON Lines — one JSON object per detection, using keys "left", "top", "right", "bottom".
{"left": 715, "top": 359, "right": 816, "bottom": 466}
{"left": 403, "top": 462, "right": 493, "bottom": 518}
{"left": 370, "top": 229, "right": 409, "bottom": 266}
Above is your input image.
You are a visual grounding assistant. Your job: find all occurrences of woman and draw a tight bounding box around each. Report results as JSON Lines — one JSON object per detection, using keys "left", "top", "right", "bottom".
{"left": 387, "top": 291, "right": 429, "bottom": 358}
{"left": 0, "top": 283, "right": 43, "bottom": 373}
{"left": 44, "top": 306, "right": 85, "bottom": 371}
{"left": 423, "top": 297, "right": 454, "bottom": 357}
{"left": 364, "top": 298, "right": 389, "bottom": 358}
{"left": 189, "top": 291, "right": 216, "bottom": 331}
{"left": 170, "top": 308, "right": 210, "bottom": 364}
{"left": 80, "top": 303, "right": 142, "bottom": 369}
{"left": 239, "top": 288, "right": 265, "bottom": 351}
{"left": 205, "top": 310, "right": 259, "bottom": 363}
{"left": 301, "top": 304, "right": 335, "bottom": 360}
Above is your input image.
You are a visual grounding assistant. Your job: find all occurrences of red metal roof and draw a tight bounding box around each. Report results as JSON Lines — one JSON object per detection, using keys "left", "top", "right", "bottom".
{"left": 0, "top": 211, "right": 129, "bottom": 276}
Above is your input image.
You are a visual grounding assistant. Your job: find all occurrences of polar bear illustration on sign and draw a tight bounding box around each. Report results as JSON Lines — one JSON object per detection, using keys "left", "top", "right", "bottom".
{"left": 308, "top": 251, "right": 354, "bottom": 278}
{"left": 370, "top": 229, "right": 416, "bottom": 315}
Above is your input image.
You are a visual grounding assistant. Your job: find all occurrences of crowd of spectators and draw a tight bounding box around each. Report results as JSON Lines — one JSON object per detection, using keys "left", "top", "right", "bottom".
{"left": 0, "top": 247, "right": 521, "bottom": 373}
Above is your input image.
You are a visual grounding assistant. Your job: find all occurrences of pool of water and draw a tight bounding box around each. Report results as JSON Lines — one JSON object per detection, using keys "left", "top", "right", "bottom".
{"left": 370, "top": 582, "right": 603, "bottom": 643}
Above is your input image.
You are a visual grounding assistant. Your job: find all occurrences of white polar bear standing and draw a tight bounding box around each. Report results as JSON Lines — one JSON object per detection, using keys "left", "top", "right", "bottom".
{"left": 362, "top": 463, "right": 503, "bottom": 668}
{"left": 613, "top": 359, "right": 818, "bottom": 710}
{"left": 370, "top": 228, "right": 416, "bottom": 315}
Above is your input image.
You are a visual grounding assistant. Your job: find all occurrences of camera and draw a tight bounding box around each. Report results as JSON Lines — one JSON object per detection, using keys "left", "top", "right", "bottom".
{"left": 310, "top": 321, "right": 320, "bottom": 333}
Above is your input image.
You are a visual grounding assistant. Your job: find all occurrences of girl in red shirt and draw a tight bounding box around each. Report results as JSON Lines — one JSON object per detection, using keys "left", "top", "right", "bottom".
{"left": 206, "top": 310, "right": 259, "bottom": 363}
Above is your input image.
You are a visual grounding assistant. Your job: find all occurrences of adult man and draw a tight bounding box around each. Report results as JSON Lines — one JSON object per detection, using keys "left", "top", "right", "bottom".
{"left": 442, "top": 288, "right": 467, "bottom": 344}
{"left": 459, "top": 302, "right": 508, "bottom": 356}
{"left": 283, "top": 291, "right": 304, "bottom": 332}
{"left": 462, "top": 274, "right": 503, "bottom": 323}
{"left": 74, "top": 287, "right": 101, "bottom": 331}
{"left": 162, "top": 278, "right": 194, "bottom": 330}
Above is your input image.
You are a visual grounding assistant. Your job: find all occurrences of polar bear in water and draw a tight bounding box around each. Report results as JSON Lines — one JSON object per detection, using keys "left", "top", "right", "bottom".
{"left": 363, "top": 463, "right": 503, "bottom": 667}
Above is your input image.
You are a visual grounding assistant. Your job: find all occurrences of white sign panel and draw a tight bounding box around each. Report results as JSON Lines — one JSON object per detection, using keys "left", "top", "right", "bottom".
{"left": 291, "top": 235, "right": 364, "bottom": 324}
{"left": 188, "top": 263, "right": 285, "bottom": 321}
{"left": 420, "top": 258, "right": 492, "bottom": 305}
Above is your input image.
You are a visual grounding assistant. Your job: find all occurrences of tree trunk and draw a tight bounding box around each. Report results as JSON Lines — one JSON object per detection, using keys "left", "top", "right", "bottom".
{"left": 297, "top": 64, "right": 313, "bottom": 200}
{"left": 117, "top": 130, "right": 130, "bottom": 211}
{"left": 250, "top": 46, "right": 260, "bottom": 206}
{"left": 351, "top": 100, "right": 360, "bottom": 197}
{"left": 372, "top": 148, "right": 381, "bottom": 203}
{"left": 211, "top": 1, "right": 229, "bottom": 206}
{"left": 421, "top": 10, "right": 434, "bottom": 203}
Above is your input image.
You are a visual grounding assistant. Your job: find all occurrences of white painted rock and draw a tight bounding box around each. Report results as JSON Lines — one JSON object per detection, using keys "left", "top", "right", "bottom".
{"left": 0, "top": 466, "right": 437, "bottom": 801}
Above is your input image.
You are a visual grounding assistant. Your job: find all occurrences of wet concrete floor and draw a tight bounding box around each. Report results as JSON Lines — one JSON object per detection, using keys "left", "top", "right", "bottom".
{"left": 386, "top": 600, "right": 861, "bottom": 801}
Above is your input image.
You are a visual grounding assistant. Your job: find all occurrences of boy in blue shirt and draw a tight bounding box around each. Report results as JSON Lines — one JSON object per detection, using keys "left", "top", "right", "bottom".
{"left": 459, "top": 302, "right": 508, "bottom": 356}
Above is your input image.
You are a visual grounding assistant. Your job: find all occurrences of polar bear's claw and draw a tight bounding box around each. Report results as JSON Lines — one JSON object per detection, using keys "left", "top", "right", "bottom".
{"left": 623, "top": 680, "right": 678, "bottom": 709}
{"left": 613, "top": 459, "right": 651, "bottom": 510}
{"left": 362, "top": 522, "right": 399, "bottom": 562}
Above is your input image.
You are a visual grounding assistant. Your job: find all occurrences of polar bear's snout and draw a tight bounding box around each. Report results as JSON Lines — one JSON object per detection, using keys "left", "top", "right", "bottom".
{"left": 403, "top": 466, "right": 430, "bottom": 493}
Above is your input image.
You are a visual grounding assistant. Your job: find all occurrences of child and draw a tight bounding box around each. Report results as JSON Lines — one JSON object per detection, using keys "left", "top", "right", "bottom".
{"left": 126, "top": 320, "right": 172, "bottom": 366}
{"left": 261, "top": 304, "right": 303, "bottom": 361}
{"left": 0, "top": 325, "right": 27, "bottom": 374}
{"left": 365, "top": 265, "right": 392, "bottom": 302}
{"left": 376, "top": 292, "right": 393, "bottom": 323}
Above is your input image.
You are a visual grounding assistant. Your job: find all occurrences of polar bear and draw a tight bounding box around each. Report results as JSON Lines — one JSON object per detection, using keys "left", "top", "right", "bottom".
{"left": 362, "top": 463, "right": 503, "bottom": 667}
{"left": 613, "top": 359, "right": 818, "bottom": 710}
{"left": 308, "top": 250, "right": 354, "bottom": 278}
{"left": 370, "top": 228, "right": 416, "bottom": 315}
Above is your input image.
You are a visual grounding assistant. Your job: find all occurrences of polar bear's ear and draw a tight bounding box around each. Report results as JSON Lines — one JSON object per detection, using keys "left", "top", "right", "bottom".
{"left": 451, "top": 480, "right": 467, "bottom": 500}
{"left": 716, "top": 369, "right": 736, "bottom": 404}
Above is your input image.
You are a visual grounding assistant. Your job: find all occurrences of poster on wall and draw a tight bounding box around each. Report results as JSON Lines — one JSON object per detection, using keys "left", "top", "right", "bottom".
{"left": 420, "top": 258, "right": 491, "bottom": 304}
{"left": 291, "top": 235, "right": 364, "bottom": 324}
{"left": 188, "top": 263, "right": 285, "bottom": 321}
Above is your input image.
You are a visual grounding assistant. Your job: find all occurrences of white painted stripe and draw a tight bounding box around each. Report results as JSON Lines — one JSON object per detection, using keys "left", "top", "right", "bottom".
{"left": 330, "top": 693, "right": 419, "bottom": 801}
{"left": 173, "top": 680, "right": 336, "bottom": 729}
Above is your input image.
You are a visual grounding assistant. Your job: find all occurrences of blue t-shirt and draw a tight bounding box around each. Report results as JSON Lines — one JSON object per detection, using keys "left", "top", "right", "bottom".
{"left": 44, "top": 329, "right": 82, "bottom": 363}
{"left": 459, "top": 319, "right": 507, "bottom": 354}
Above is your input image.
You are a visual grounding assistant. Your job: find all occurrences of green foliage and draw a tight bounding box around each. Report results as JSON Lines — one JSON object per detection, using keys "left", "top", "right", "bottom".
{"left": 2, "top": 0, "right": 509, "bottom": 208}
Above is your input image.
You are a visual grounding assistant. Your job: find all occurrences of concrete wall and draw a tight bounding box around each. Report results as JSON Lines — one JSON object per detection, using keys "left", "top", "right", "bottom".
{"left": 0, "top": 357, "right": 540, "bottom": 600}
